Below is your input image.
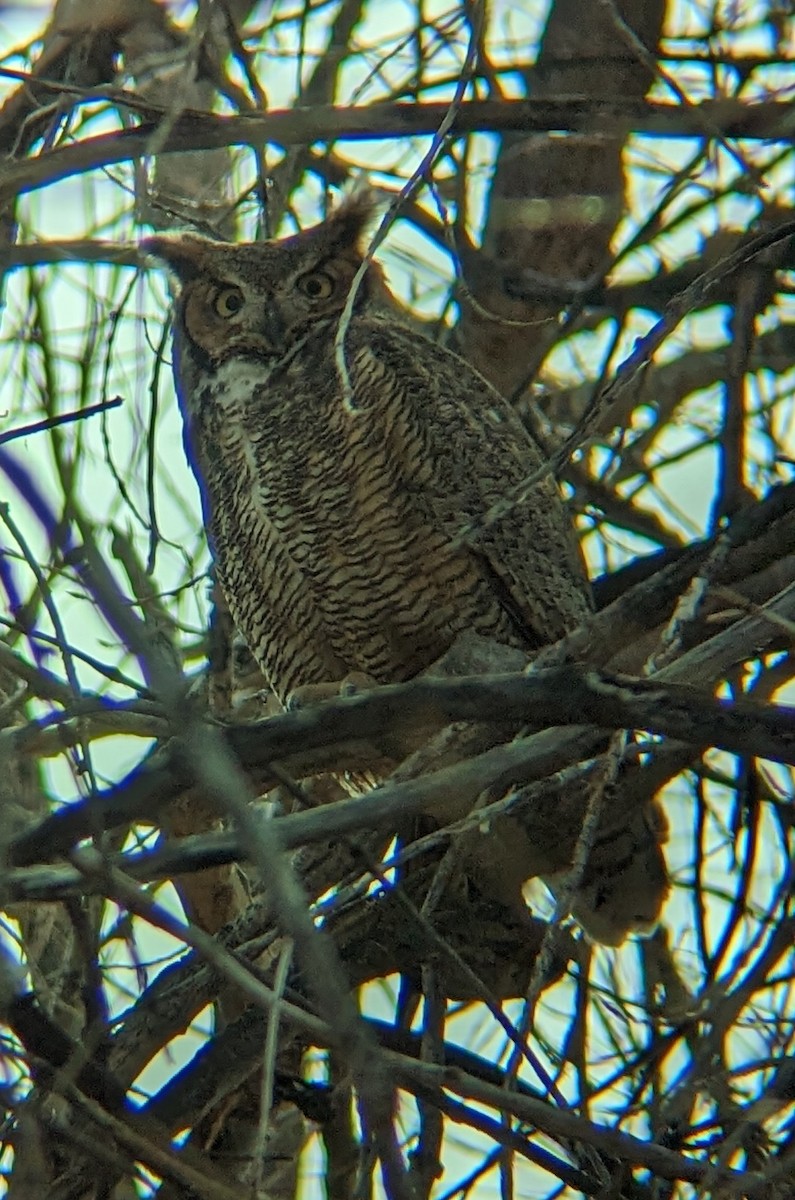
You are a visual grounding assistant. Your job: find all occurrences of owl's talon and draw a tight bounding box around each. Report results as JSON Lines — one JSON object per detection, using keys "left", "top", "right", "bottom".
{"left": 339, "top": 671, "right": 378, "bottom": 697}
{"left": 286, "top": 682, "right": 339, "bottom": 710}
{"left": 287, "top": 672, "right": 378, "bottom": 709}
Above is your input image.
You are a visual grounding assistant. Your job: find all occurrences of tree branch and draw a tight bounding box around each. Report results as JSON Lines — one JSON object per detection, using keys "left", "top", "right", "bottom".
{"left": 0, "top": 98, "right": 792, "bottom": 207}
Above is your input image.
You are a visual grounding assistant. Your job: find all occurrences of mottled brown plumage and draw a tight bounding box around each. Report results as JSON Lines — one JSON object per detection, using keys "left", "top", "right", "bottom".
{"left": 143, "top": 197, "right": 592, "bottom": 700}
{"left": 143, "top": 197, "right": 668, "bottom": 945}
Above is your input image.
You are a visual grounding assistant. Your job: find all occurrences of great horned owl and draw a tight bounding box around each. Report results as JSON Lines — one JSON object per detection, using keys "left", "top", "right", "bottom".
{"left": 143, "top": 195, "right": 591, "bottom": 698}
{"left": 142, "top": 195, "right": 667, "bottom": 944}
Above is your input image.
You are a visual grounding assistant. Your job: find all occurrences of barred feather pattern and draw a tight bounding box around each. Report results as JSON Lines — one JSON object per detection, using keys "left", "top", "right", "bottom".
{"left": 182, "top": 323, "right": 591, "bottom": 701}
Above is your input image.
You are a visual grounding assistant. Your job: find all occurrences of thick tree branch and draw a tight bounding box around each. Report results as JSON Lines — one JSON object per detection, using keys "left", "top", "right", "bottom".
{"left": 6, "top": 662, "right": 795, "bottom": 885}
{"left": 0, "top": 98, "right": 792, "bottom": 207}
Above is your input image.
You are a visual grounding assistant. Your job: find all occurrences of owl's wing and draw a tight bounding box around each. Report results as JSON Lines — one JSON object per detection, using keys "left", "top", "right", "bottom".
{"left": 350, "top": 318, "right": 593, "bottom": 648}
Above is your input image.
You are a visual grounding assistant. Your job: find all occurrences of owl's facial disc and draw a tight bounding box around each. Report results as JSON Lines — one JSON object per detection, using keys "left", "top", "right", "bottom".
{"left": 179, "top": 255, "right": 366, "bottom": 364}
{"left": 180, "top": 277, "right": 286, "bottom": 362}
{"left": 143, "top": 223, "right": 376, "bottom": 368}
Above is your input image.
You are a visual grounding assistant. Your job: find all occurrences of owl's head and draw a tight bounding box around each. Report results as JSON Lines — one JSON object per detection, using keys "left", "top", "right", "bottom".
{"left": 141, "top": 192, "right": 386, "bottom": 368}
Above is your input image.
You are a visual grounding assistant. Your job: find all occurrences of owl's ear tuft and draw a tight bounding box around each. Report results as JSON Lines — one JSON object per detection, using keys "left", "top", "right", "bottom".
{"left": 140, "top": 233, "right": 216, "bottom": 282}
{"left": 320, "top": 188, "right": 383, "bottom": 253}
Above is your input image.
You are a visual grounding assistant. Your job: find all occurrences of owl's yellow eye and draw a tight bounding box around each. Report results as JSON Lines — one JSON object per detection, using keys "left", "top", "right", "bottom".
{"left": 214, "top": 287, "right": 244, "bottom": 318}
{"left": 297, "top": 270, "right": 335, "bottom": 300}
